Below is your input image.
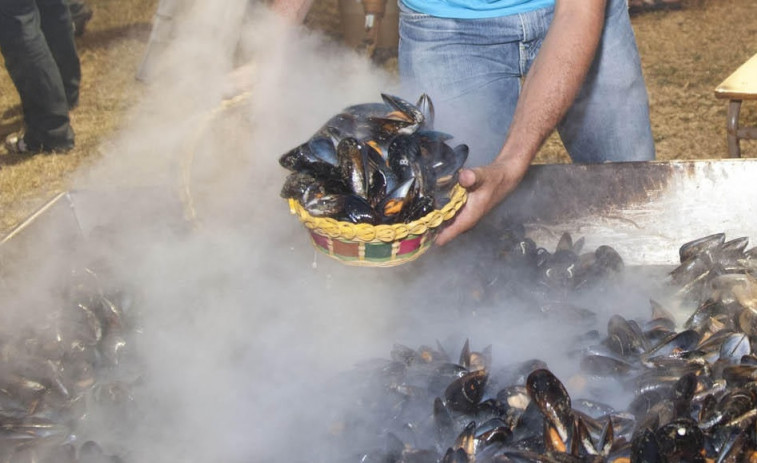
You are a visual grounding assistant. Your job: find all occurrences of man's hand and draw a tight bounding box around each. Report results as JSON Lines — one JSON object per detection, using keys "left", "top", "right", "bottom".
{"left": 435, "top": 162, "right": 522, "bottom": 246}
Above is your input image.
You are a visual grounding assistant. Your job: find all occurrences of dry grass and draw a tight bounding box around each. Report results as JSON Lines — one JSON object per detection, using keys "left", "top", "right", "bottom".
{"left": 0, "top": 0, "right": 755, "bottom": 236}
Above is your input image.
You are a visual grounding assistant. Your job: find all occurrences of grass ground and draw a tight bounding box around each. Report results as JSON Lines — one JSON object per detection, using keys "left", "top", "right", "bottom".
{"left": 0, "top": 0, "right": 755, "bottom": 236}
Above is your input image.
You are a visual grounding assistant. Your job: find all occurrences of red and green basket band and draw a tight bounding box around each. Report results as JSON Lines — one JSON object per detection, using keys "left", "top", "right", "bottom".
{"left": 309, "top": 229, "right": 437, "bottom": 266}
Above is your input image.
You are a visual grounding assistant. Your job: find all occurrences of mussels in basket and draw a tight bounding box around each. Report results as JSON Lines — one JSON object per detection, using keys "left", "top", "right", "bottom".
{"left": 279, "top": 93, "right": 468, "bottom": 225}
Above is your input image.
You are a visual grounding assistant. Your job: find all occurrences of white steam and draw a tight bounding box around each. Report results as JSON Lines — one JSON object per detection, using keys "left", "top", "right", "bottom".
{"left": 1, "top": 2, "right": 677, "bottom": 462}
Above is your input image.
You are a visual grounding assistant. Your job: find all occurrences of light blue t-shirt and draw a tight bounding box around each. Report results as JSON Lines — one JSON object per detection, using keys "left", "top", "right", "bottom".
{"left": 401, "top": 0, "right": 555, "bottom": 19}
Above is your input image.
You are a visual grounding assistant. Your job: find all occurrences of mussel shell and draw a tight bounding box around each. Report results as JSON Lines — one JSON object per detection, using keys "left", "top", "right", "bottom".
{"left": 719, "top": 332, "right": 752, "bottom": 363}
{"left": 279, "top": 140, "right": 340, "bottom": 178}
{"left": 525, "top": 368, "right": 572, "bottom": 440}
{"left": 336, "top": 137, "right": 369, "bottom": 197}
{"left": 307, "top": 136, "right": 338, "bottom": 166}
{"left": 580, "top": 348, "right": 636, "bottom": 377}
{"left": 337, "top": 195, "right": 378, "bottom": 224}
{"left": 679, "top": 233, "right": 726, "bottom": 262}
{"left": 280, "top": 172, "right": 324, "bottom": 200}
{"left": 378, "top": 177, "right": 417, "bottom": 222}
{"left": 654, "top": 417, "right": 704, "bottom": 458}
{"left": 643, "top": 329, "right": 701, "bottom": 363}
{"left": 606, "top": 314, "right": 648, "bottom": 357}
{"left": 381, "top": 93, "right": 424, "bottom": 133}
{"left": 388, "top": 135, "right": 422, "bottom": 182}
{"left": 444, "top": 369, "right": 488, "bottom": 413}
{"left": 415, "top": 93, "right": 435, "bottom": 130}
{"left": 302, "top": 193, "right": 345, "bottom": 218}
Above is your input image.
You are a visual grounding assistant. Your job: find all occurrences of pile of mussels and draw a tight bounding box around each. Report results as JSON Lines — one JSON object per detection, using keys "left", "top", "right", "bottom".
{"left": 0, "top": 264, "right": 139, "bottom": 463}
{"left": 331, "top": 232, "right": 757, "bottom": 462}
{"left": 278, "top": 94, "right": 468, "bottom": 225}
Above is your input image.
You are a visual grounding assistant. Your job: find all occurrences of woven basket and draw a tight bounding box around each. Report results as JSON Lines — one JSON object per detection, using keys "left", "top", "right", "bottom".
{"left": 288, "top": 184, "right": 467, "bottom": 267}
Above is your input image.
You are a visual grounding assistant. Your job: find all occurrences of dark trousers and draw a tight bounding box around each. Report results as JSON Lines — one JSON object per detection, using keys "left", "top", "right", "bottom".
{"left": 0, "top": 0, "right": 80, "bottom": 150}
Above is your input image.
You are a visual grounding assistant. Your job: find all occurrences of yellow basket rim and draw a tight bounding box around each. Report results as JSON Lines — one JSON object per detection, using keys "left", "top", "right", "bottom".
{"left": 288, "top": 183, "right": 468, "bottom": 243}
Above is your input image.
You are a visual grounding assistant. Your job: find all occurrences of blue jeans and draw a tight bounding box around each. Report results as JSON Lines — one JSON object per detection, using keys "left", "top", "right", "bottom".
{"left": 0, "top": 0, "right": 79, "bottom": 150}
{"left": 398, "top": 0, "right": 655, "bottom": 165}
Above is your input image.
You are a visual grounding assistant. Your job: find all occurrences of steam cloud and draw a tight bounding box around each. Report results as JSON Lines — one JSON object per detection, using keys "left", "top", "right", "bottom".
{"left": 1, "top": 2, "right": 677, "bottom": 462}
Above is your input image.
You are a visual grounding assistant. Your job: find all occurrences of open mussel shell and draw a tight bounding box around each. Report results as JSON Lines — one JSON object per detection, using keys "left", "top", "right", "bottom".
{"left": 378, "top": 177, "right": 417, "bottom": 222}
{"left": 380, "top": 93, "right": 424, "bottom": 133}
{"left": 279, "top": 138, "right": 339, "bottom": 178}
{"left": 444, "top": 369, "right": 488, "bottom": 413}
{"left": 415, "top": 93, "right": 435, "bottom": 130}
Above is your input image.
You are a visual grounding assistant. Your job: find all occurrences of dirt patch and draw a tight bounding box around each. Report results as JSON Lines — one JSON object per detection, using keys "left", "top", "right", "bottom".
{"left": 0, "top": 0, "right": 755, "bottom": 235}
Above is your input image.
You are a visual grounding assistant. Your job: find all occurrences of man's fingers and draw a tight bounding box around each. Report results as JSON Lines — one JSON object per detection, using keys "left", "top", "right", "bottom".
{"left": 458, "top": 168, "right": 478, "bottom": 188}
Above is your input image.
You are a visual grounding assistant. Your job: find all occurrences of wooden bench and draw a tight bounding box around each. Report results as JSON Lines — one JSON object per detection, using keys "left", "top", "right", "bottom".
{"left": 715, "top": 53, "right": 757, "bottom": 158}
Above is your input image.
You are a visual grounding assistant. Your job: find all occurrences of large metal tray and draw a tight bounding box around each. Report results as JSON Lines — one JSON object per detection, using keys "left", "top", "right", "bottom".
{"left": 2, "top": 159, "right": 756, "bottom": 266}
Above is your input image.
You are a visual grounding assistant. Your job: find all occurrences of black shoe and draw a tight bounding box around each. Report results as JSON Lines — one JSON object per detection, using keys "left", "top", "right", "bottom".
{"left": 4, "top": 132, "right": 73, "bottom": 155}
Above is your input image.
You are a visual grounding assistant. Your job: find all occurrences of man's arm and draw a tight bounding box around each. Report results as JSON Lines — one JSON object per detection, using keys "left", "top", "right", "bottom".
{"left": 270, "top": 0, "right": 316, "bottom": 23}
{"left": 436, "top": 0, "right": 608, "bottom": 246}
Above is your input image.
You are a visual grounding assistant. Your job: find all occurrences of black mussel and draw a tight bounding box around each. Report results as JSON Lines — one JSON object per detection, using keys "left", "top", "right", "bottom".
{"left": 400, "top": 195, "right": 434, "bottom": 223}
{"left": 580, "top": 347, "right": 637, "bottom": 377}
{"left": 475, "top": 417, "right": 512, "bottom": 447}
{"left": 336, "top": 137, "right": 370, "bottom": 197}
{"left": 378, "top": 178, "right": 417, "bottom": 222}
{"left": 630, "top": 427, "right": 663, "bottom": 463}
{"left": 713, "top": 427, "right": 751, "bottom": 463}
{"left": 699, "top": 388, "right": 755, "bottom": 430}
{"left": 388, "top": 135, "right": 422, "bottom": 182}
{"left": 684, "top": 299, "right": 736, "bottom": 334}
{"left": 338, "top": 194, "right": 378, "bottom": 224}
{"left": 526, "top": 369, "right": 573, "bottom": 442}
{"left": 679, "top": 233, "right": 726, "bottom": 262}
{"left": 719, "top": 332, "right": 751, "bottom": 363}
{"left": 735, "top": 286, "right": 757, "bottom": 336}
{"left": 606, "top": 314, "right": 648, "bottom": 357}
{"left": 539, "top": 249, "right": 579, "bottom": 290}
{"left": 280, "top": 172, "right": 325, "bottom": 200}
{"left": 435, "top": 144, "right": 468, "bottom": 195}
{"left": 669, "top": 255, "right": 710, "bottom": 286}
{"left": 445, "top": 369, "right": 488, "bottom": 413}
{"left": 279, "top": 140, "right": 340, "bottom": 178}
{"left": 363, "top": 117, "right": 415, "bottom": 144}
{"left": 415, "top": 93, "right": 435, "bottom": 130}
{"left": 453, "top": 421, "right": 476, "bottom": 457}
{"left": 642, "top": 329, "right": 701, "bottom": 365}
{"left": 381, "top": 93, "right": 425, "bottom": 133}
{"left": 594, "top": 245, "right": 624, "bottom": 274}
{"left": 302, "top": 193, "right": 346, "bottom": 218}
{"left": 655, "top": 417, "right": 704, "bottom": 460}
{"left": 720, "top": 364, "right": 757, "bottom": 388}
{"left": 719, "top": 236, "right": 750, "bottom": 258}
{"left": 307, "top": 136, "right": 338, "bottom": 166}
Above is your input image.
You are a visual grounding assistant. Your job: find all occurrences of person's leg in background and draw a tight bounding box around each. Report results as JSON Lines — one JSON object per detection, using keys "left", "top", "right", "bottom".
{"left": 40, "top": 0, "right": 81, "bottom": 109}
{"left": 0, "top": 0, "right": 76, "bottom": 153}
